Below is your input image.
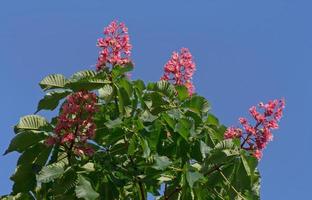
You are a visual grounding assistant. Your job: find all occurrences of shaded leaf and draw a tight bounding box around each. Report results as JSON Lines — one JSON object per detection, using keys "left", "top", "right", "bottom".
{"left": 75, "top": 175, "right": 99, "bottom": 200}
{"left": 37, "top": 162, "right": 65, "bottom": 183}
{"left": 10, "top": 164, "right": 36, "bottom": 193}
{"left": 153, "top": 156, "right": 171, "bottom": 170}
{"left": 4, "top": 131, "right": 45, "bottom": 155}
{"left": 186, "top": 171, "right": 203, "bottom": 188}
{"left": 174, "top": 118, "right": 191, "bottom": 141}
{"left": 105, "top": 118, "right": 123, "bottom": 129}
{"left": 36, "top": 90, "right": 71, "bottom": 113}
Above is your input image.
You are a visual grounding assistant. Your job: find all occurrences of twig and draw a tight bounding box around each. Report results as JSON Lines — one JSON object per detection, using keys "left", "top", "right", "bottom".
{"left": 165, "top": 187, "right": 182, "bottom": 200}
{"left": 218, "top": 169, "right": 246, "bottom": 200}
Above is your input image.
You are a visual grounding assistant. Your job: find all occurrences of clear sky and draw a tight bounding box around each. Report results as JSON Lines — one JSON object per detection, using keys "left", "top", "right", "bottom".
{"left": 0, "top": 0, "right": 311, "bottom": 199}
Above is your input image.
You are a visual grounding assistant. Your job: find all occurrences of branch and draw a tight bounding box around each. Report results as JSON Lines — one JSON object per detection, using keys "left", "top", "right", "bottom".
{"left": 165, "top": 187, "right": 182, "bottom": 200}
{"left": 138, "top": 181, "right": 146, "bottom": 200}
{"left": 241, "top": 121, "right": 261, "bottom": 148}
{"left": 218, "top": 169, "right": 246, "bottom": 200}
{"left": 129, "top": 156, "right": 145, "bottom": 200}
{"left": 67, "top": 123, "right": 79, "bottom": 165}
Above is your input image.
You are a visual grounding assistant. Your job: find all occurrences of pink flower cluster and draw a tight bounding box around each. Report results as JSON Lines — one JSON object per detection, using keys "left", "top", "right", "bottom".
{"left": 161, "top": 48, "right": 196, "bottom": 95}
{"left": 45, "top": 91, "right": 98, "bottom": 157}
{"left": 96, "top": 20, "right": 132, "bottom": 71}
{"left": 224, "top": 98, "right": 285, "bottom": 160}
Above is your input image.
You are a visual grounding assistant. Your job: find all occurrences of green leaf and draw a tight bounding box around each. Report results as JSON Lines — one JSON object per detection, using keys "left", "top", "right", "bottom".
{"left": 10, "top": 164, "right": 36, "bottom": 193}
{"left": 40, "top": 74, "right": 67, "bottom": 91}
{"left": 240, "top": 154, "right": 258, "bottom": 177}
{"left": 153, "top": 156, "right": 171, "bottom": 170}
{"left": 215, "top": 139, "right": 237, "bottom": 150}
{"left": 66, "top": 77, "right": 110, "bottom": 91}
{"left": 117, "top": 87, "right": 131, "bottom": 114}
{"left": 104, "top": 118, "right": 123, "bottom": 129}
{"left": 118, "top": 78, "right": 133, "bottom": 97}
{"left": 200, "top": 140, "right": 211, "bottom": 159}
{"left": 140, "top": 138, "right": 151, "bottom": 158}
{"left": 81, "top": 163, "right": 95, "bottom": 172}
{"left": 183, "top": 96, "right": 210, "bottom": 116}
{"left": 149, "top": 92, "right": 167, "bottom": 115}
{"left": 133, "top": 79, "right": 145, "bottom": 93}
{"left": 37, "top": 162, "right": 65, "bottom": 183}
{"left": 162, "top": 113, "right": 176, "bottom": 130}
{"left": 140, "top": 110, "right": 157, "bottom": 122}
{"left": 4, "top": 131, "right": 46, "bottom": 155}
{"left": 1, "top": 193, "right": 34, "bottom": 200}
{"left": 75, "top": 175, "right": 99, "bottom": 200}
{"left": 112, "top": 63, "right": 134, "bottom": 78}
{"left": 156, "top": 80, "right": 175, "bottom": 97}
{"left": 186, "top": 171, "right": 203, "bottom": 188}
{"left": 174, "top": 118, "right": 191, "bottom": 141}
{"left": 128, "top": 136, "right": 137, "bottom": 155}
{"left": 71, "top": 70, "right": 97, "bottom": 80}
{"left": 206, "top": 114, "right": 219, "bottom": 126}
{"left": 98, "top": 84, "right": 113, "bottom": 101}
{"left": 52, "top": 168, "right": 78, "bottom": 196}
{"left": 15, "top": 115, "right": 48, "bottom": 133}
{"left": 36, "top": 90, "right": 71, "bottom": 113}
{"left": 175, "top": 85, "right": 189, "bottom": 101}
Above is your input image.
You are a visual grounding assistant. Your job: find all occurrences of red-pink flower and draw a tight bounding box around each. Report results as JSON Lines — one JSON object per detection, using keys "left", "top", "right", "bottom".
{"left": 96, "top": 20, "right": 132, "bottom": 71}
{"left": 161, "top": 48, "right": 196, "bottom": 95}
{"left": 224, "top": 127, "right": 242, "bottom": 139}
{"left": 253, "top": 149, "right": 263, "bottom": 160}
{"left": 45, "top": 91, "right": 98, "bottom": 157}
{"left": 224, "top": 98, "right": 285, "bottom": 160}
{"left": 45, "top": 136, "right": 57, "bottom": 146}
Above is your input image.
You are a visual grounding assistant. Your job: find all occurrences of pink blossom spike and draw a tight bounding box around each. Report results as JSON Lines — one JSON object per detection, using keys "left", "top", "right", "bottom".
{"left": 161, "top": 48, "right": 196, "bottom": 95}
{"left": 224, "top": 98, "right": 285, "bottom": 160}
{"left": 96, "top": 20, "right": 132, "bottom": 71}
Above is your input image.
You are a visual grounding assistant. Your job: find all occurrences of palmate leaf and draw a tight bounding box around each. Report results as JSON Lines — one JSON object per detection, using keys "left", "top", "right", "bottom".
{"left": 153, "top": 155, "right": 171, "bottom": 170}
{"left": 112, "top": 63, "right": 134, "bottom": 79}
{"left": 4, "top": 131, "right": 46, "bottom": 155}
{"left": 66, "top": 77, "right": 110, "bottom": 92}
{"left": 174, "top": 118, "right": 192, "bottom": 141}
{"left": 186, "top": 171, "right": 204, "bottom": 188}
{"left": 75, "top": 175, "right": 99, "bottom": 200}
{"left": 175, "top": 85, "right": 189, "bottom": 101}
{"left": 39, "top": 74, "right": 67, "bottom": 91}
{"left": 14, "top": 115, "right": 49, "bottom": 133}
{"left": 183, "top": 95, "right": 210, "bottom": 117}
{"left": 37, "top": 162, "right": 65, "bottom": 183}
{"left": 16, "top": 144, "right": 52, "bottom": 174}
{"left": 36, "top": 90, "right": 71, "bottom": 113}
{"left": 0, "top": 193, "right": 34, "bottom": 200}
{"left": 10, "top": 164, "right": 36, "bottom": 193}
{"left": 98, "top": 84, "right": 113, "bottom": 100}
{"left": 52, "top": 169, "right": 78, "bottom": 196}
{"left": 71, "top": 70, "right": 97, "bottom": 80}
{"left": 10, "top": 144, "right": 52, "bottom": 194}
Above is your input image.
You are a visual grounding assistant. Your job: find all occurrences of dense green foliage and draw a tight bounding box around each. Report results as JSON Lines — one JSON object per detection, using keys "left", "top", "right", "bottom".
{"left": 2, "top": 64, "right": 260, "bottom": 200}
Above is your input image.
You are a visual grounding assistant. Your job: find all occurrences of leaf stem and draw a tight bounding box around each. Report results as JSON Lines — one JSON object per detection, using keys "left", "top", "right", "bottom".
{"left": 218, "top": 169, "right": 246, "bottom": 200}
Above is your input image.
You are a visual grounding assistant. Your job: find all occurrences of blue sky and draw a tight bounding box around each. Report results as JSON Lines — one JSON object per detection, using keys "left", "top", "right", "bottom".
{"left": 0, "top": 0, "right": 311, "bottom": 199}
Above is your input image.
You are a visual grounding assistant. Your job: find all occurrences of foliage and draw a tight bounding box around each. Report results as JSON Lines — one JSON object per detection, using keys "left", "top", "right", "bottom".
{"left": 2, "top": 64, "right": 261, "bottom": 200}
{"left": 1, "top": 20, "right": 284, "bottom": 200}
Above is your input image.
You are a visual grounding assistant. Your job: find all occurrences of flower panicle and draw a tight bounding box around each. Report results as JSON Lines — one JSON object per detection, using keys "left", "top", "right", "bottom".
{"left": 45, "top": 91, "right": 98, "bottom": 157}
{"left": 161, "top": 48, "right": 196, "bottom": 95}
{"left": 224, "top": 98, "right": 285, "bottom": 160}
{"left": 96, "top": 20, "right": 132, "bottom": 71}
